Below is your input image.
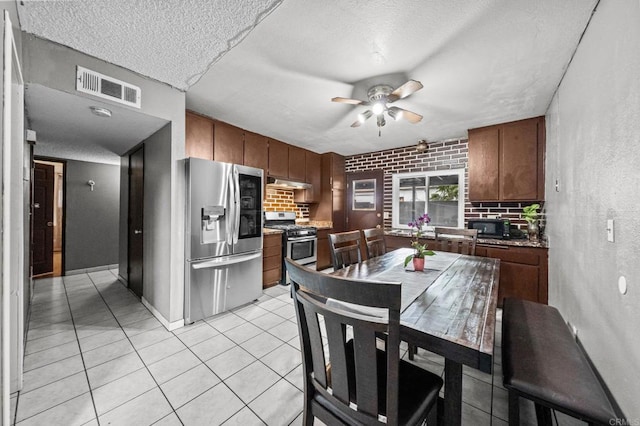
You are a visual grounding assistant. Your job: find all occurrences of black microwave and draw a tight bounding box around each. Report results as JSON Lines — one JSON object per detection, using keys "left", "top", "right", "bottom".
{"left": 468, "top": 219, "right": 510, "bottom": 239}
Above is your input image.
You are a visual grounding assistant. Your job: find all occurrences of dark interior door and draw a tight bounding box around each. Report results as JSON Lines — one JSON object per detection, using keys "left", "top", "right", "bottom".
{"left": 346, "top": 170, "right": 384, "bottom": 231}
{"left": 32, "top": 162, "right": 54, "bottom": 275}
{"left": 128, "top": 146, "right": 144, "bottom": 298}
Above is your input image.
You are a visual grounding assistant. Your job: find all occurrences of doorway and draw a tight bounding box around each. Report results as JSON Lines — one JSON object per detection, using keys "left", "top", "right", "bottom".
{"left": 346, "top": 170, "right": 384, "bottom": 231}
{"left": 32, "top": 159, "right": 65, "bottom": 277}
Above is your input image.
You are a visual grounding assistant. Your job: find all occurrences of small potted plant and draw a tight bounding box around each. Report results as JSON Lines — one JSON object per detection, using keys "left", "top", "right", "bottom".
{"left": 522, "top": 203, "right": 540, "bottom": 241}
{"left": 403, "top": 213, "right": 436, "bottom": 271}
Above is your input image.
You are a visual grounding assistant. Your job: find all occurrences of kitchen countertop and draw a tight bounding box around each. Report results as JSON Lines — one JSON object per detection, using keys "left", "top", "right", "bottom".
{"left": 384, "top": 229, "right": 548, "bottom": 249}
{"left": 263, "top": 228, "right": 284, "bottom": 235}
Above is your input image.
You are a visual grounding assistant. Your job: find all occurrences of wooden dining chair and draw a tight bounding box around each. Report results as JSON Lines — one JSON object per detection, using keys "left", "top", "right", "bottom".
{"left": 363, "top": 228, "right": 387, "bottom": 259}
{"left": 285, "top": 258, "right": 443, "bottom": 426}
{"left": 433, "top": 226, "right": 479, "bottom": 255}
{"left": 328, "top": 230, "right": 363, "bottom": 270}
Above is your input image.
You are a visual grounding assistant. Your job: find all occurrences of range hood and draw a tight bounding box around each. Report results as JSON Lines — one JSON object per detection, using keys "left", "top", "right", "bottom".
{"left": 266, "top": 177, "right": 311, "bottom": 190}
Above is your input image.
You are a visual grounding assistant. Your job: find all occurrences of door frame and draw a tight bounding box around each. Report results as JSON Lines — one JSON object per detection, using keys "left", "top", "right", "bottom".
{"left": 32, "top": 157, "right": 66, "bottom": 278}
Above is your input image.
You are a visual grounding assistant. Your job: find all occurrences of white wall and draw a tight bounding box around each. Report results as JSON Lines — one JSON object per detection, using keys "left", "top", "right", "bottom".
{"left": 545, "top": 0, "right": 640, "bottom": 418}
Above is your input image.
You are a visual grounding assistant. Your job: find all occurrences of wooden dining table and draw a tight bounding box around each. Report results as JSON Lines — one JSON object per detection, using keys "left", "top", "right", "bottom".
{"left": 331, "top": 247, "right": 500, "bottom": 426}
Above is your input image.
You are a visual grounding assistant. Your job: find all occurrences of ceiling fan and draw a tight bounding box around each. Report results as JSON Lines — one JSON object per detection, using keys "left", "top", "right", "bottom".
{"left": 332, "top": 79, "right": 423, "bottom": 136}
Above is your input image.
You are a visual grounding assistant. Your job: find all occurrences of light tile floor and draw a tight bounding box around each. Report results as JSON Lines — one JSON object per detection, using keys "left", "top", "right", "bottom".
{"left": 11, "top": 269, "right": 586, "bottom": 425}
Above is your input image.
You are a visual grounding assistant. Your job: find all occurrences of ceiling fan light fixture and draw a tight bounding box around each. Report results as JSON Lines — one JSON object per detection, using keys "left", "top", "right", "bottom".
{"left": 416, "top": 139, "right": 429, "bottom": 152}
{"left": 387, "top": 106, "right": 404, "bottom": 120}
{"left": 358, "top": 110, "right": 373, "bottom": 123}
{"left": 371, "top": 102, "right": 385, "bottom": 115}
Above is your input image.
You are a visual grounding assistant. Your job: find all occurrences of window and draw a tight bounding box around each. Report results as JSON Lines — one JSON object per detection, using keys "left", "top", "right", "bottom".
{"left": 352, "top": 179, "right": 376, "bottom": 210}
{"left": 392, "top": 169, "right": 465, "bottom": 229}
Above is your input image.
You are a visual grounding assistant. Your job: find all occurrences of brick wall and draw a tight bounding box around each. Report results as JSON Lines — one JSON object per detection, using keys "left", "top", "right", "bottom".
{"left": 345, "top": 139, "right": 542, "bottom": 230}
{"left": 263, "top": 188, "right": 310, "bottom": 218}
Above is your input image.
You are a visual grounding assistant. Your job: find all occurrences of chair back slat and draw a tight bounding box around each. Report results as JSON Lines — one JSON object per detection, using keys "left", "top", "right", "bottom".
{"left": 303, "top": 306, "right": 328, "bottom": 388}
{"left": 353, "top": 325, "right": 380, "bottom": 416}
{"left": 363, "top": 228, "right": 387, "bottom": 259}
{"left": 286, "top": 258, "right": 402, "bottom": 425}
{"left": 329, "top": 231, "right": 363, "bottom": 270}
{"left": 434, "top": 227, "right": 478, "bottom": 256}
{"left": 324, "top": 320, "right": 349, "bottom": 404}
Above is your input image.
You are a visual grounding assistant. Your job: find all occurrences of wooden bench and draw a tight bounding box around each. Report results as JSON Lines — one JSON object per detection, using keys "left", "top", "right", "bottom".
{"left": 502, "top": 298, "right": 619, "bottom": 426}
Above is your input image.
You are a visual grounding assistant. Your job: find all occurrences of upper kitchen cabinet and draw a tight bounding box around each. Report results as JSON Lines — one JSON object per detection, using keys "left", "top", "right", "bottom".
{"left": 268, "top": 138, "right": 289, "bottom": 178}
{"left": 468, "top": 116, "right": 545, "bottom": 202}
{"left": 213, "top": 121, "right": 244, "bottom": 165}
{"left": 295, "top": 151, "right": 321, "bottom": 203}
{"left": 243, "top": 131, "right": 268, "bottom": 172}
{"left": 288, "top": 146, "right": 306, "bottom": 182}
{"left": 309, "top": 152, "right": 346, "bottom": 232}
{"left": 185, "top": 111, "right": 214, "bottom": 160}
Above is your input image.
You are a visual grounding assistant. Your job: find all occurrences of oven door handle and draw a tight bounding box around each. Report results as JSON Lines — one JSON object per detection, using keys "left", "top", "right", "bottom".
{"left": 287, "top": 236, "right": 317, "bottom": 242}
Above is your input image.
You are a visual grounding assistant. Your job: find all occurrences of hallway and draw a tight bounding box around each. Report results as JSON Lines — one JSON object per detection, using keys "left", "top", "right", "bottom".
{"left": 11, "top": 270, "right": 581, "bottom": 425}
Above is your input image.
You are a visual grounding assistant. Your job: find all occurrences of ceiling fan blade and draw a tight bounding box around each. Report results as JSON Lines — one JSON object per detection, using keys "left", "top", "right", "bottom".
{"left": 387, "top": 80, "right": 423, "bottom": 103}
{"left": 332, "top": 96, "right": 367, "bottom": 105}
{"left": 350, "top": 120, "right": 362, "bottom": 128}
{"left": 388, "top": 106, "right": 423, "bottom": 124}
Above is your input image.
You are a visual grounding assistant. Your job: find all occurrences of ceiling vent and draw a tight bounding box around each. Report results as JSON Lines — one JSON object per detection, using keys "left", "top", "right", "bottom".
{"left": 76, "top": 66, "right": 141, "bottom": 108}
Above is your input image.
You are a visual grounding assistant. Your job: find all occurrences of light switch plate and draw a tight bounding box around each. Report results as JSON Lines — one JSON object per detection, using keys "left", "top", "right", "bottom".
{"left": 607, "top": 219, "right": 614, "bottom": 242}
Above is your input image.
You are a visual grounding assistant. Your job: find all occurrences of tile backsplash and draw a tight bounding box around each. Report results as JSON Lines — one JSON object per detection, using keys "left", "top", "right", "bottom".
{"left": 263, "top": 188, "right": 309, "bottom": 219}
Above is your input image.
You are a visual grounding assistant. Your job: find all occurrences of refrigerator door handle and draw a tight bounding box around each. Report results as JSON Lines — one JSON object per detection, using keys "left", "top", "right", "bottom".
{"left": 191, "top": 252, "right": 262, "bottom": 270}
{"left": 233, "top": 167, "right": 240, "bottom": 244}
{"left": 226, "top": 170, "right": 235, "bottom": 247}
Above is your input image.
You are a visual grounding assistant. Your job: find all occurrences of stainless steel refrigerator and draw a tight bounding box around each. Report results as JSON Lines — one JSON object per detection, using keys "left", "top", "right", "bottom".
{"left": 184, "top": 158, "right": 263, "bottom": 323}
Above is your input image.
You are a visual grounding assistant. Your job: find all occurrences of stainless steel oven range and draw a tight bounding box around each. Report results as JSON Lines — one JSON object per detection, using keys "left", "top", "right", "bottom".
{"left": 264, "top": 212, "right": 317, "bottom": 284}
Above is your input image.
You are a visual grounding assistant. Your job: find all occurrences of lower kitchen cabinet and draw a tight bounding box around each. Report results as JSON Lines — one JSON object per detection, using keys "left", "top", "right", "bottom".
{"left": 475, "top": 244, "right": 548, "bottom": 306}
{"left": 263, "top": 233, "right": 282, "bottom": 288}
{"left": 384, "top": 233, "right": 548, "bottom": 307}
{"left": 316, "top": 229, "right": 332, "bottom": 271}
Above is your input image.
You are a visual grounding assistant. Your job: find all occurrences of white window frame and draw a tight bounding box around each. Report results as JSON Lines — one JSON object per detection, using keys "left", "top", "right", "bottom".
{"left": 391, "top": 169, "right": 465, "bottom": 229}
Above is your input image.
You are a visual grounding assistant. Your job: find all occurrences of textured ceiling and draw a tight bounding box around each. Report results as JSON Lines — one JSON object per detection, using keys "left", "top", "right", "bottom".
{"left": 17, "top": 0, "right": 284, "bottom": 90}
{"left": 188, "top": 0, "right": 598, "bottom": 155}
{"left": 18, "top": 0, "right": 598, "bottom": 157}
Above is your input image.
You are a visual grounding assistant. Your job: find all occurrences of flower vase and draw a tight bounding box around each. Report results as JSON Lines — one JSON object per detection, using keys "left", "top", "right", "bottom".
{"left": 413, "top": 257, "right": 425, "bottom": 272}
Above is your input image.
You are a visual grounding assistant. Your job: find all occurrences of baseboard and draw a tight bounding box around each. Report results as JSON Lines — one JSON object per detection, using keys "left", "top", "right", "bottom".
{"left": 142, "top": 297, "right": 184, "bottom": 331}
{"left": 65, "top": 263, "right": 118, "bottom": 276}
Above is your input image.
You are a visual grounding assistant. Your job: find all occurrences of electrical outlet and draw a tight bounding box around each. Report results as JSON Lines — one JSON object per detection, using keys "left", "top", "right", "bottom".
{"left": 607, "top": 219, "right": 614, "bottom": 242}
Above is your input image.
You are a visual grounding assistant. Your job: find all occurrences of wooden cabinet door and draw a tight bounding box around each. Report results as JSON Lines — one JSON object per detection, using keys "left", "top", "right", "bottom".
{"left": 288, "top": 146, "right": 306, "bottom": 182}
{"left": 262, "top": 233, "right": 282, "bottom": 287}
{"left": 501, "top": 119, "right": 540, "bottom": 200}
{"left": 268, "top": 139, "right": 289, "bottom": 178}
{"left": 305, "top": 151, "right": 321, "bottom": 202}
{"left": 483, "top": 245, "right": 548, "bottom": 307}
{"left": 185, "top": 111, "right": 213, "bottom": 160}
{"left": 214, "top": 121, "right": 244, "bottom": 165}
{"left": 468, "top": 127, "right": 499, "bottom": 201}
{"left": 244, "top": 131, "right": 268, "bottom": 171}
{"left": 294, "top": 151, "right": 321, "bottom": 203}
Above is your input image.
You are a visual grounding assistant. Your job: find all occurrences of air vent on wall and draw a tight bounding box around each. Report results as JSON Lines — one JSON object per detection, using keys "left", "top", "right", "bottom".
{"left": 76, "top": 66, "right": 141, "bottom": 108}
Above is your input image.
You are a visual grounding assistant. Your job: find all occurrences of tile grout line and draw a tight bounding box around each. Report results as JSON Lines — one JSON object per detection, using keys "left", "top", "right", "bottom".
{"left": 175, "top": 293, "right": 292, "bottom": 425}
{"left": 62, "top": 274, "right": 102, "bottom": 425}
{"left": 12, "top": 277, "right": 101, "bottom": 425}
{"left": 84, "top": 272, "right": 181, "bottom": 424}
